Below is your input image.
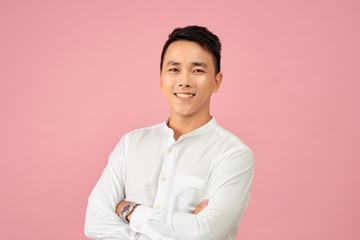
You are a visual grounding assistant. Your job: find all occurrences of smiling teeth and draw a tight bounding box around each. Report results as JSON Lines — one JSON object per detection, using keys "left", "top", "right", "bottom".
{"left": 177, "top": 93, "right": 194, "bottom": 98}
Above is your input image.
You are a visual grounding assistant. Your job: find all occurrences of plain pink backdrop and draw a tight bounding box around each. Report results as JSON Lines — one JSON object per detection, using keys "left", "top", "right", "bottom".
{"left": 1, "top": 0, "right": 359, "bottom": 239}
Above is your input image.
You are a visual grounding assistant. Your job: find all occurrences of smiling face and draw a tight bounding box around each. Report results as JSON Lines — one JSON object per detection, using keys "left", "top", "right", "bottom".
{"left": 160, "top": 40, "right": 222, "bottom": 120}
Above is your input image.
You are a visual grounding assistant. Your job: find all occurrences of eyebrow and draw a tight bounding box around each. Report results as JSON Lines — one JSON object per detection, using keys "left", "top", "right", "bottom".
{"left": 166, "top": 61, "right": 208, "bottom": 68}
{"left": 167, "top": 61, "right": 181, "bottom": 66}
{"left": 192, "top": 62, "right": 208, "bottom": 68}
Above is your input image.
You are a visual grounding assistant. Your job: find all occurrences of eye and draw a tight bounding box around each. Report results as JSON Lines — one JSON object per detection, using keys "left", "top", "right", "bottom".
{"left": 168, "top": 68, "right": 179, "bottom": 72}
{"left": 194, "top": 69, "right": 205, "bottom": 73}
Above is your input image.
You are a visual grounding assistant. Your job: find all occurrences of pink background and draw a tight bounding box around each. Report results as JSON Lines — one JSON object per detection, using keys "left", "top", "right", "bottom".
{"left": 1, "top": 0, "right": 359, "bottom": 239}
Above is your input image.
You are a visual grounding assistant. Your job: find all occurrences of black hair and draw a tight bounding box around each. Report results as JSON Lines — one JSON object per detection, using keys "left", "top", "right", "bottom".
{"left": 160, "top": 25, "right": 221, "bottom": 75}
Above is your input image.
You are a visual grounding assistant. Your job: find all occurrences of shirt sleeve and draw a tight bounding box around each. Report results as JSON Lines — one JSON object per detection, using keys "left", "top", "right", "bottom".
{"left": 129, "top": 149, "right": 255, "bottom": 240}
{"left": 84, "top": 136, "right": 150, "bottom": 240}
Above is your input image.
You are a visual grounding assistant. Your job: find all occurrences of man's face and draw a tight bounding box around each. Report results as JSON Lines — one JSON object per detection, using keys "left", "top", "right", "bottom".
{"left": 160, "top": 40, "right": 222, "bottom": 119}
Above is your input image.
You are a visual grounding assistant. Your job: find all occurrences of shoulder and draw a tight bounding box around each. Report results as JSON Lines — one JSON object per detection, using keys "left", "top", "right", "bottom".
{"left": 111, "top": 122, "right": 165, "bottom": 156}
{"left": 118, "top": 122, "right": 165, "bottom": 145}
{"left": 125, "top": 122, "right": 164, "bottom": 138}
{"left": 210, "top": 122, "right": 255, "bottom": 167}
{"left": 212, "top": 122, "right": 252, "bottom": 151}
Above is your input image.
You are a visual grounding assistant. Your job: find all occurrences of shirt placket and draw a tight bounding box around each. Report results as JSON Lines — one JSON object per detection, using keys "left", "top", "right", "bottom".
{"left": 152, "top": 129, "right": 176, "bottom": 212}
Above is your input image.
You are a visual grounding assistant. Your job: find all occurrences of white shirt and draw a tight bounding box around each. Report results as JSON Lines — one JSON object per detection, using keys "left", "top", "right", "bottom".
{"left": 85, "top": 117, "right": 255, "bottom": 240}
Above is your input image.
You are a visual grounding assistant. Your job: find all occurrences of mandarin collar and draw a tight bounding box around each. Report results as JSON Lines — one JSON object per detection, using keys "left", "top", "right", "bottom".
{"left": 163, "top": 117, "right": 217, "bottom": 139}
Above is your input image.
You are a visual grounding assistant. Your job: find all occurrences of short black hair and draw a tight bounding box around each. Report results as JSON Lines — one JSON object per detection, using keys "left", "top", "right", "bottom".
{"left": 160, "top": 25, "right": 221, "bottom": 75}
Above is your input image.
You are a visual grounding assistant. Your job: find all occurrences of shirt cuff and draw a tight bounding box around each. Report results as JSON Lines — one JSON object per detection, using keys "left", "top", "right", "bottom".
{"left": 130, "top": 205, "right": 154, "bottom": 234}
{"left": 130, "top": 206, "right": 175, "bottom": 240}
{"left": 147, "top": 210, "right": 174, "bottom": 239}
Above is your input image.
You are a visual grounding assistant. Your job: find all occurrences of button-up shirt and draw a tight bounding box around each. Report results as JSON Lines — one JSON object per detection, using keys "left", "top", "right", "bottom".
{"left": 85, "top": 118, "right": 255, "bottom": 240}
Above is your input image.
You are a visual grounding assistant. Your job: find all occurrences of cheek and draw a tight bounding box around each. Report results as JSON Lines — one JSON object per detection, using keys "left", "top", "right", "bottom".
{"left": 160, "top": 81, "right": 173, "bottom": 98}
{"left": 160, "top": 78, "right": 168, "bottom": 90}
{"left": 162, "top": 76, "right": 177, "bottom": 91}
{"left": 198, "top": 78, "right": 216, "bottom": 92}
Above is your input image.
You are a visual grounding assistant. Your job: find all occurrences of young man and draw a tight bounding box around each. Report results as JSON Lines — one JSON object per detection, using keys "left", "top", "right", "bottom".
{"left": 85, "top": 26, "right": 255, "bottom": 240}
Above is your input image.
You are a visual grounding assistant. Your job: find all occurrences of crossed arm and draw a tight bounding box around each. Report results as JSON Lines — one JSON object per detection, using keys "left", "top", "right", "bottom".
{"left": 85, "top": 142, "right": 254, "bottom": 240}
{"left": 116, "top": 199, "right": 209, "bottom": 223}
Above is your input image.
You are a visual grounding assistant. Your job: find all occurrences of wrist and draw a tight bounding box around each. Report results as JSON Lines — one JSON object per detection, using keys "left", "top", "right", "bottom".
{"left": 119, "top": 202, "right": 138, "bottom": 224}
{"left": 126, "top": 204, "right": 139, "bottom": 222}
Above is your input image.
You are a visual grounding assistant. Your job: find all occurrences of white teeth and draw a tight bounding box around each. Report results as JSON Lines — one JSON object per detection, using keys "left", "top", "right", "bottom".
{"left": 176, "top": 93, "right": 194, "bottom": 98}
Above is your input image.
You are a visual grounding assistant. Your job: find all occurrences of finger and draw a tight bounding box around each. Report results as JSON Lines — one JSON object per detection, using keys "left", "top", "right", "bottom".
{"left": 200, "top": 199, "right": 209, "bottom": 210}
{"left": 201, "top": 199, "right": 209, "bottom": 206}
{"left": 192, "top": 207, "right": 200, "bottom": 214}
{"left": 192, "top": 199, "right": 209, "bottom": 214}
{"left": 200, "top": 202, "right": 207, "bottom": 210}
{"left": 192, "top": 205, "right": 202, "bottom": 214}
{"left": 200, "top": 199, "right": 209, "bottom": 208}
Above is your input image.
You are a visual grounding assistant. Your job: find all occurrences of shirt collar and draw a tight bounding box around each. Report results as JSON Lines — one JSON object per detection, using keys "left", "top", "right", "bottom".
{"left": 163, "top": 117, "right": 217, "bottom": 139}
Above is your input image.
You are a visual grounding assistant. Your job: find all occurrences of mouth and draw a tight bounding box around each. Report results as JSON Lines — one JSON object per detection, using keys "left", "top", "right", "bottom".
{"left": 174, "top": 92, "right": 196, "bottom": 100}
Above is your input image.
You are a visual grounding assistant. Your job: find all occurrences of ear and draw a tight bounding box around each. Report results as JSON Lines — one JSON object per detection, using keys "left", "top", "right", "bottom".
{"left": 159, "top": 71, "right": 162, "bottom": 88}
{"left": 213, "top": 72, "right": 223, "bottom": 93}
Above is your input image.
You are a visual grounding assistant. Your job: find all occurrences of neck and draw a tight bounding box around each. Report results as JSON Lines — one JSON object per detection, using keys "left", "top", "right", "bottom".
{"left": 168, "top": 113, "right": 212, "bottom": 141}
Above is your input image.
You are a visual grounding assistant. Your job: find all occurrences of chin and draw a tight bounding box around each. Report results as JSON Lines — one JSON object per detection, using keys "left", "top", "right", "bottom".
{"left": 173, "top": 109, "right": 195, "bottom": 117}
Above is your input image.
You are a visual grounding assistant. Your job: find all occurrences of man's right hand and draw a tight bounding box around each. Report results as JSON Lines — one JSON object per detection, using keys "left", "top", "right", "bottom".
{"left": 192, "top": 199, "right": 209, "bottom": 214}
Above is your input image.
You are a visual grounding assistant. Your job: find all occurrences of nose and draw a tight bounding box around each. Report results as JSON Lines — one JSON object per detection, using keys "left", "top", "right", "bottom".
{"left": 178, "top": 72, "right": 192, "bottom": 88}
{"left": 178, "top": 83, "right": 191, "bottom": 87}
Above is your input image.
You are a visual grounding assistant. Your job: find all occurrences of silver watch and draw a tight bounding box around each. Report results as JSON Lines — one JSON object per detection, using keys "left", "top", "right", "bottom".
{"left": 119, "top": 202, "right": 137, "bottom": 224}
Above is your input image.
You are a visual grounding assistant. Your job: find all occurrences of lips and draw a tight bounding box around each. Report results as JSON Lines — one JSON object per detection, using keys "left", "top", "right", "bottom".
{"left": 175, "top": 93, "right": 195, "bottom": 98}
{"left": 174, "top": 92, "right": 196, "bottom": 100}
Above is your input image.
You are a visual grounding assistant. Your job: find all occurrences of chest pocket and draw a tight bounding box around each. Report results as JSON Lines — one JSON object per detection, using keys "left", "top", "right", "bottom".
{"left": 168, "top": 173, "right": 206, "bottom": 213}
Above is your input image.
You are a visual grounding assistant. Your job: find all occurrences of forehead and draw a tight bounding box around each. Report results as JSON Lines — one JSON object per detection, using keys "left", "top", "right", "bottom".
{"left": 164, "top": 40, "right": 214, "bottom": 65}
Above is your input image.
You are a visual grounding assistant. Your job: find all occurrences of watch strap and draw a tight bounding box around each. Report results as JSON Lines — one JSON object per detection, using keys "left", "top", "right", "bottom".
{"left": 119, "top": 202, "right": 137, "bottom": 224}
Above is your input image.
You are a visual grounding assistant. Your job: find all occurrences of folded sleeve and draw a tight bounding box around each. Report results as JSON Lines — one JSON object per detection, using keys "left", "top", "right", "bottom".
{"left": 129, "top": 149, "right": 255, "bottom": 240}
{"left": 84, "top": 136, "right": 149, "bottom": 240}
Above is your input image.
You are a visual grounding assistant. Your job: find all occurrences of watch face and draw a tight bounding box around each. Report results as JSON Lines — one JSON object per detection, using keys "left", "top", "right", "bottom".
{"left": 121, "top": 205, "right": 131, "bottom": 214}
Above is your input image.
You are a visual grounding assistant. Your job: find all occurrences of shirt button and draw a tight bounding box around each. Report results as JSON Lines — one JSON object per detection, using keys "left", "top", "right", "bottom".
{"left": 155, "top": 204, "right": 161, "bottom": 209}
{"left": 161, "top": 176, "right": 167, "bottom": 181}
{"left": 158, "top": 237, "right": 162, "bottom": 240}
{"left": 168, "top": 149, "right": 173, "bottom": 154}
{"left": 136, "top": 226, "right": 141, "bottom": 231}
{"left": 167, "top": 129, "right": 172, "bottom": 134}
